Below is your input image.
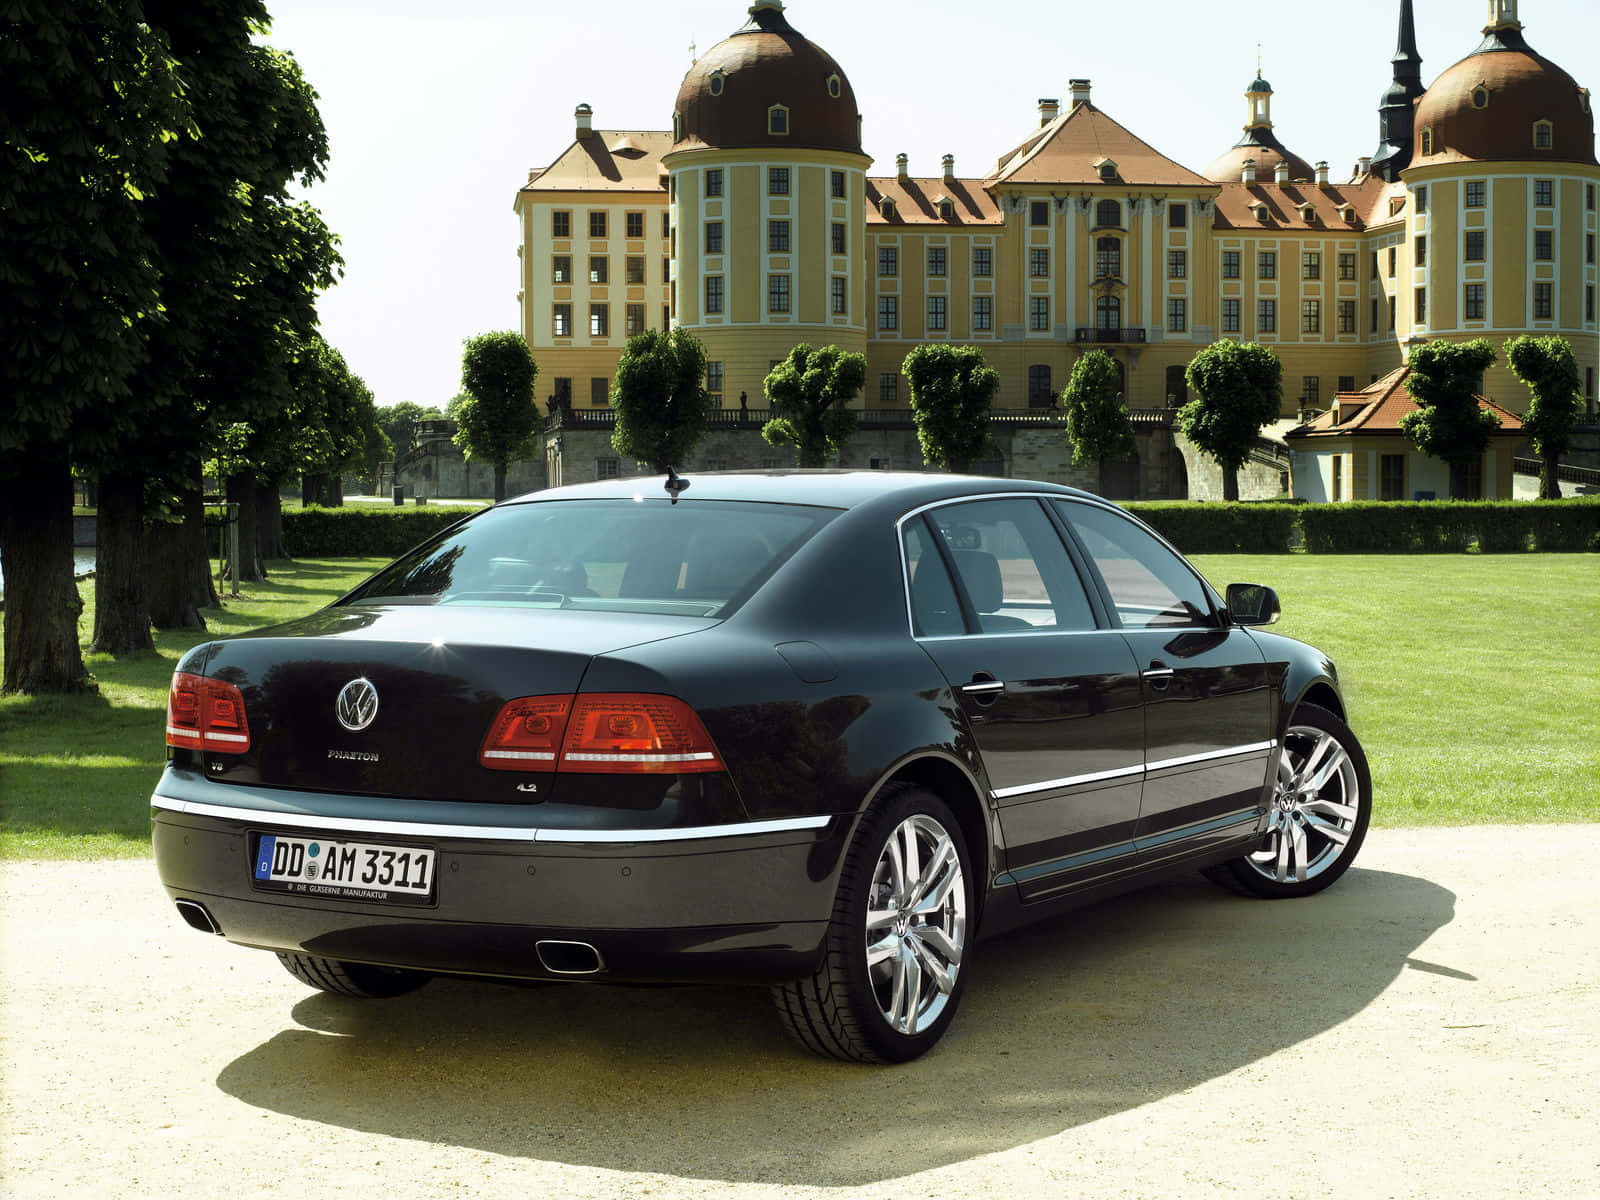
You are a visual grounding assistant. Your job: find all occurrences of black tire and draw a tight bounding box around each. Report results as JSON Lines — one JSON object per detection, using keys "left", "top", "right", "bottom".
{"left": 1208, "top": 703, "right": 1372, "bottom": 899}
{"left": 771, "top": 784, "right": 975, "bottom": 1064}
{"left": 276, "top": 952, "right": 431, "bottom": 999}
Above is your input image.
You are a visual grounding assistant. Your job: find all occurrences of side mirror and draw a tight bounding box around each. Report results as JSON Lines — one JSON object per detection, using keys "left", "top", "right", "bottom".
{"left": 1225, "top": 583, "right": 1280, "bottom": 626}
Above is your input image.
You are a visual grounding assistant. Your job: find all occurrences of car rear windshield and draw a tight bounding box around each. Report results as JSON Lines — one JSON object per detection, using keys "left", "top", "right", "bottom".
{"left": 342, "top": 498, "right": 836, "bottom": 617}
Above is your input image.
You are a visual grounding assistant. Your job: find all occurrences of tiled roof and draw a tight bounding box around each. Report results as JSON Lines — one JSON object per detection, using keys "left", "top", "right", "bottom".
{"left": 520, "top": 131, "right": 672, "bottom": 193}
{"left": 1212, "top": 174, "right": 1393, "bottom": 231}
{"left": 865, "top": 176, "right": 1002, "bottom": 226}
{"left": 1285, "top": 365, "right": 1525, "bottom": 439}
{"left": 989, "top": 102, "right": 1212, "bottom": 188}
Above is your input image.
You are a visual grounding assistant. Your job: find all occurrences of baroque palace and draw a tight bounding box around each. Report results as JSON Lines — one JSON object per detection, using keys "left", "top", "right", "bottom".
{"left": 482, "top": 0, "right": 1598, "bottom": 500}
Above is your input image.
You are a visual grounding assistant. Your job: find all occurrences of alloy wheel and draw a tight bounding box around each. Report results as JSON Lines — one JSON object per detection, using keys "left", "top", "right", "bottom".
{"left": 865, "top": 813, "right": 967, "bottom": 1036}
{"left": 1246, "top": 722, "right": 1363, "bottom": 885}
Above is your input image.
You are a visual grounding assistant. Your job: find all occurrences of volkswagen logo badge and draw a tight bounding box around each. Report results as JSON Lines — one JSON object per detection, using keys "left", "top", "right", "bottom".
{"left": 335, "top": 677, "right": 380, "bottom": 732}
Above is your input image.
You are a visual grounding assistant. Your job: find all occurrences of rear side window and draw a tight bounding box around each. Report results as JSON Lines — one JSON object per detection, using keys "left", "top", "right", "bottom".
{"left": 1056, "top": 501, "right": 1214, "bottom": 628}
{"left": 902, "top": 520, "right": 963, "bottom": 637}
{"left": 345, "top": 500, "right": 834, "bottom": 617}
{"left": 920, "top": 499, "right": 1096, "bottom": 634}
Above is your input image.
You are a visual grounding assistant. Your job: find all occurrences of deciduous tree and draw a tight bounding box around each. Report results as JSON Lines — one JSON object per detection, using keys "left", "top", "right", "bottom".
{"left": 1505, "top": 334, "right": 1581, "bottom": 500}
{"left": 454, "top": 332, "right": 539, "bottom": 501}
{"left": 1179, "top": 341, "right": 1284, "bottom": 502}
{"left": 903, "top": 345, "right": 999, "bottom": 473}
{"left": 1399, "top": 339, "right": 1500, "bottom": 499}
{"left": 1061, "top": 350, "right": 1136, "bottom": 472}
{"left": 610, "top": 330, "right": 713, "bottom": 473}
{"left": 762, "top": 345, "right": 866, "bottom": 468}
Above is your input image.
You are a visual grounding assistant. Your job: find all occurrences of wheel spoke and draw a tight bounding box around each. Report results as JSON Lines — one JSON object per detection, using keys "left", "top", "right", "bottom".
{"left": 866, "top": 906, "right": 898, "bottom": 931}
{"left": 1303, "top": 796, "right": 1357, "bottom": 823}
{"left": 1289, "top": 819, "right": 1308, "bottom": 883}
{"left": 1275, "top": 826, "right": 1291, "bottom": 881}
{"left": 866, "top": 931, "right": 899, "bottom": 969}
{"left": 1304, "top": 813, "right": 1351, "bottom": 845}
{"left": 915, "top": 924, "right": 962, "bottom": 968}
{"left": 897, "top": 823, "right": 921, "bottom": 905}
{"left": 895, "top": 943, "right": 923, "bottom": 1033}
{"left": 907, "top": 836, "right": 953, "bottom": 908}
{"left": 886, "top": 939, "right": 907, "bottom": 1022}
{"left": 884, "top": 834, "right": 907, "bottom": 906}
{"left": 908, "top": 933, "right": 955, "bottom": 996}
{"left": 1293, "top": 732, "right": 1335, "bottom": 789}
{"left": 1305, "top": 745, "right": 1349, "bottom": 795}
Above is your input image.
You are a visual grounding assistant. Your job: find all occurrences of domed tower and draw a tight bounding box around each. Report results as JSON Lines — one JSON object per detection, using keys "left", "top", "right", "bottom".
{"left": 1402, "top": 0, "right": 1597, "bottom": 412}
{"left": 1203, "top": 72, "right": 1316, "bottom": 183}
{"left": 1369, "top": 0, "right": 1427, "bottom": 181}
{"left": 663, "top": 1, "right": 871, "bottom": 408}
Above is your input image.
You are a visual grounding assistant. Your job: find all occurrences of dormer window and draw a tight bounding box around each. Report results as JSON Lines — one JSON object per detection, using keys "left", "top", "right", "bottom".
{"left": 708, "top": 71, "right": 725, "bottom": 97}
{"left": 1338, "top": 203, "right": 1357, "bottom": 224}
{"left": 1299, "top": 203, "right": 1317, "bottom": 223}
{"left": 1533, "top": 120, "right": 1553, "bottom": 149}
{"left": 1095, "top": 158, "right": 1118, "bottom": 182}
{"left": 768, "top": 104, "right": 789, "bottom": 136}
{"left": 826, "top": 73, "right": 841, "bottom": 99}
{"left": 937, "top": 198, "right": 954, "bottom": 220}
{"left": 879, "top": 196, "right": 896, "bottom": 220}
{"left": 1252, "top": 202, "right": 1270, "bottom": 223}
{"left": 1471, "top": 85, "right": 1490, "bottom": 109}
{"left": 1420, "top": 127, "right": 1433, "bottom": 155}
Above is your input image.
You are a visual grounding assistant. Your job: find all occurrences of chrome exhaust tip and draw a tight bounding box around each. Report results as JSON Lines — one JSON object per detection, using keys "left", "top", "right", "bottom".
{"left": 535, "top": 939, "right": 604, "bottom": 975}
{"left": 174, "top": 899, "right": 222, "bottom": 936}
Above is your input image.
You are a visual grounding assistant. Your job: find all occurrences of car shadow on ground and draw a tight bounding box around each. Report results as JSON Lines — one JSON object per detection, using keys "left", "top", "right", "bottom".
{"left": 215, "top": 867, "right": 1455, "bottom": 1186}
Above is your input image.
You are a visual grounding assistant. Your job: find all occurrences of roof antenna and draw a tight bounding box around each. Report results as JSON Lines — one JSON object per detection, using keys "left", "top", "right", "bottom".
{"left": 688, "top": 40, "right": 697, "bottom": 64}
{"left": 664, "top": 465, "right": 690, "bottom": 504}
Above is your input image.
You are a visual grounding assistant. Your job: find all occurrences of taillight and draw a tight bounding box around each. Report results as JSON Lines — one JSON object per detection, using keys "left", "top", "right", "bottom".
{"left": 166, "top": 672, "right": 251, "bottom": 753}
{"left": 478, "top": 693, "right": 724, "bottom": 774}
{"left": 478, "top": 696, "right": 571, "bottom": 768}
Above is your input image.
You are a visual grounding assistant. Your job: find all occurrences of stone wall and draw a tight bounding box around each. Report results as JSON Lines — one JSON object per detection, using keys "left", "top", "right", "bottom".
{"left": 1174, "top": 432, "right": 1290, "bottom": 501}
{"left": 394, "top": 441, "right": 546, "bottom": 499}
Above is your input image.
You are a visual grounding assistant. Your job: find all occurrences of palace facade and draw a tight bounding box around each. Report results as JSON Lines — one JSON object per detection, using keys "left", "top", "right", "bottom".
{"left": 502, "top": 0, "right": 1597, "bottom": 498}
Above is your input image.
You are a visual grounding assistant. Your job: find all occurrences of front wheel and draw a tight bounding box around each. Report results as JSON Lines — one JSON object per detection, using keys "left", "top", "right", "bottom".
{"left": 1209, "top": 703, "right": 1372, "bottom": 899}
{"left": 276, "top": 952, "right": 430, "bottom": 999}
{"left": 772, "top": 785, "right": 973, "bottom": 1064}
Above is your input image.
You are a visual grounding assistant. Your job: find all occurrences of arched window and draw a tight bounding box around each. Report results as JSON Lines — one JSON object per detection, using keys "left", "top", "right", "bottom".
{"left": 1533, "top": 120, "right": 1553, "bottom": 149}
{"left": 1420, "top": 127, "right": 1433, "bottom": 155}
{"left": 1095, "top": 236, "right": 1121, "bottom": 279}
{"left": 768, "top": 105, "right": 789, "bottom": 135}
{"left": 1095, "top": 199, "right": 1121, "bottom": 228}
{"left": 1027, "top": 364, "right": 1052, "bottom": 408}
{"left": 1096, "top": 294, "right": 1121, "bottom": 332}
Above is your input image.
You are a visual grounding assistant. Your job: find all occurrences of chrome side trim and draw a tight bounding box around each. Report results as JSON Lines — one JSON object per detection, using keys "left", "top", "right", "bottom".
{"left": 1145, "top": 740, "right": 1276, "bottom": 774}
{"left": 150, "top": 794, "right": 832, "bottom": 844}
{"left": 989, "top": 740, "right": 1275, "bottom": 800}
{"left": 991, "top": 763, "right": 1144, "bottom": 800}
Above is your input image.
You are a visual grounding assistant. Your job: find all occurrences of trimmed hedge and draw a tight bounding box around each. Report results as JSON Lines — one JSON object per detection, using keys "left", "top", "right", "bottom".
{"left": 1125, "top": 502, "right": 1299, "bottom": 554}
{"left": 1298, "top": 499, "right": 1600, "bottom": 553}
{"left": 282, "top": 506, "right": 483, "bottom": 557}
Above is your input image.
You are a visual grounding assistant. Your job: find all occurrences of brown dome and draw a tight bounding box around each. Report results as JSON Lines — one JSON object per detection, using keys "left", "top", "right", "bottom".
{"left": 1204, "top": 131, "right": 1316, "bottom": 183}
{"left": 1413, "top": 28, "right": 1595, "bottom": 166}
{"left": 673, "top": 3, "right": 861, "bottom": 155}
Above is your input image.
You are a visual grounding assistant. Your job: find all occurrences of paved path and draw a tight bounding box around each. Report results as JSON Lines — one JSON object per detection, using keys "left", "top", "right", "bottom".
{"left": 2, "top": 826, "right": 1597, "bottom": 1199}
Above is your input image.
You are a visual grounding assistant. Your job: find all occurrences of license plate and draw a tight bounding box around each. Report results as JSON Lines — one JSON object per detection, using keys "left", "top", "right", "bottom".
{"left": 252, "top": 834, "right": 436, "bottom": 904}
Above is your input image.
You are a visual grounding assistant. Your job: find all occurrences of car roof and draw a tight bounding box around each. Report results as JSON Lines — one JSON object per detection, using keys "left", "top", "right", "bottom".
{"left": 503, "top": 470, "right": 1102, "bottom": 512}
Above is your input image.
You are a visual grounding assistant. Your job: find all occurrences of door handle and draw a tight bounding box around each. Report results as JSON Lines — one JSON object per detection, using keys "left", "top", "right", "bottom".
{"left": 1142, "top": 663, "right": 1175, "bottom": 691}
{"left": 960, "top": 680, "right": 1006, "bottom": 695}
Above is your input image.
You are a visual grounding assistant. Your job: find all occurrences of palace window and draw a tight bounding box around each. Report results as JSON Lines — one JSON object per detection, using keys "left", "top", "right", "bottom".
{"left": 1337, "top": 300, "right": 1356, "bottom": 333}
{"left": 879, "top": 373, "right": 898, "bottom": 403}
{"left": 1388, "top": 246, "right": 1397, "bottom": 277}
{"left": 591, "top": 378, "right": 609, "bottom": 406}
{"left": 1095, "top": 236, "right": 1121, "bottom": 279}
{"left": 1535, "top": 179, "right": 1553, "bottom": 207}
{"left": 1222, "top": 298, "right": 1240, "bottom": 333}
{"left": 1257, "top": 299, "right": 1276, "bottom": 333}
{"left": 1338, "top": 375, "right": 1355, "bottom": 394}
{"left": 704, "top": 275, "right": 724, "bottom": 314}
{"left": 1415, "top": 186, "right": 1428, "bottom": 213}
{"left": 662, "top": 212, "right": 670, "bottom": 239}
{"left": 1167, "top": 297, "right": 1187, "bottom": 333}
{"left": 1303, "top": 299, "right": 1321, "bottom": 333}
{"left": 1169, "top": 203, "right": 1187, "bottom": 228}
{"left": 768, "top": 220, "right": 790, "bottom": 253}
{"left": 1303, "top": 251, "right": 1320, "bottom": 280}
{"left": 768, "top": 274, "right": 791, "bottom": 313}
{"left": 973, "top": 295, "right": 992, "bottom": 331}
{"left": 1415, "top": 236, "right": 1426, "bottom": 267}
{"left": 708, "top": 71, "right": 724, "bottom": 98}
{"left": 1096, "top": 294, "right": 1120, "bottom": 330}
{"left": 831, "top": 170, "right": 845, "bottom": 198}
{"left": 1465, "top": 180, "right": 1486, "bottom": 207}
{"left": 831, "top": 276, "right": 846, "bottom": 315}
{"left": 552, "top": 255, "right": 571, "bottom": 283}
{"left": 1259, "top": 251, "right": 1277, "bottom": 279}
{"left": 1302, "top": 376, "right": 1320, "bottom": 407}
{"left": 1095, "top": 199, "right": 1120, "bottom": 228}
{"left": 589, "top": 304, "right": 608, "bottom": 336}
{"left": 625, "top": 211, "right": 644, "bottom": 239}
{"left": 705, "top": 169, "right": 723, "bottom": 197}
{"left": 878, "top": 295, "right": 898, "bottom": 331}
{"left": 626, "top": 256, "right": 645, "bottom": 284}
{"left": 1030, "top": 201, "right": 1049, "bottom": 227}
{"left": 928, "top": 296, "right": 947, "bottom": 331}
{"left": 768, "top": 105, "right": 789, "bottom": 136}
{"left": 832, "top": 223, "right": 846, "bottom": 254}
{"left": 1534, "top": 281, "right": 1553, "bottom": 319}
{"left": 928, "top": 246, "right": 947, "bottom": 276}
{"left": 1420, "top": 128, "right": 1433, "bottom": 155}
{"left": 1414, "top": 288, "right": 1426, "bottom": 324}
{"left": 1029, "top": 296, "right": 1050, "bottom": 331}
{"left": 1028, "top": 364, "right": 1052, "bottom": 407}
{"left": 705, "top": 222, "right": 723, "bottom": 254}
{"left": 553, "top": 304, "right": 572, "bottom": 337}
{"left": 1030, "top": 248, "right": 1049, "bottom": 277}
{"left": 625, "top": 304, "right": 645, "bottom": 335}
{"left": 878, "top": 246, "right": 898, "bottom": 276}
{"left": 1222, "top": 250, "right": 1240, "bottom": 279}
{"left": 973, "top": 246, "right": 992, "bottom": 277}
{"left": 1338, "top": 252, "right": 1357, "bottom": 280}
{"left": 1535, "top": 230, "right": 1553, "bottom": 260}
{"left": 589, "top": 211, "right": 607, "bottom": 238}
{"left": 768, "top": 167, "right": 789, "bottom": 195}
{"left": 589, "top": 256, "right": 608, "bottom": 284}
{"left": 1168, "top": 250, "right": 1187, "bottom": 279}
{"left": 552, "top": 211, "right": 571, "bottom": 239}
{"left": 706, "top": 362, "right": 723, "bottom": 394}
{"left": 1534, "top": 121, "right": 1552, "bottom": 149}
{"left": 1464, "top": 283, "right": 1485, "bottom": 320}
{"left": 1464, "top": 230, "right": 1485, "bottom": 260}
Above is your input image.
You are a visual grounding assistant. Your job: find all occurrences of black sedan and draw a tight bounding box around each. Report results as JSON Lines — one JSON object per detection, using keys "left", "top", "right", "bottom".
{"left": 152, "top": 472, "right": 1370, "bottom": 1063}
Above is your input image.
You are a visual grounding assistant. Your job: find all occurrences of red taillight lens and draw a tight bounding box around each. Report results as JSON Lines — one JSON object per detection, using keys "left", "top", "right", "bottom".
{"left": 479, "top": 696, "right": 571, "bottom": 769}
{"left": 166, "top": 672, "right": 251, "bottom": 753}
{"left": 478, "top": 693, "right": 724, "bottom": 775}
{"left": 561, "top": 694, "right": 723, "bottom": 773}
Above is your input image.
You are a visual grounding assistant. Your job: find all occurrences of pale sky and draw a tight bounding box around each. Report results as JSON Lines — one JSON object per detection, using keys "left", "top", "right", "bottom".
{"left": 260, "top": 0, "right": 1597, "bottom": 412}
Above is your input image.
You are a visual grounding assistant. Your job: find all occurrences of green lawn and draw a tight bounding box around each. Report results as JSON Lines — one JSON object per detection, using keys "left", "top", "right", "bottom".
{"left": 1, "top": 554, "right": 1595, "bottom": 860}
{"left": 0, "top": 558, "right": 387, "bottom": 860}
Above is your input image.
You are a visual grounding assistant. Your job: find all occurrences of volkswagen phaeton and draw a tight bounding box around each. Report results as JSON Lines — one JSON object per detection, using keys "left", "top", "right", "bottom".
{"left": 152, "top": 472, "right": 1370, "bottom": 1063}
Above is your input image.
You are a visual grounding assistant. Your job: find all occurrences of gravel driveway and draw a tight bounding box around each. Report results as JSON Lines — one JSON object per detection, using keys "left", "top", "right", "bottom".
{"left": 3, "top": 825, "right": 1597, "bottom": 1199}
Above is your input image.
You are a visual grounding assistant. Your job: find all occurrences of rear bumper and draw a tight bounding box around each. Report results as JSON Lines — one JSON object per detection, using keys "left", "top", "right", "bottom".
{"left": 151, "top": 775, "right": 847, "bottom": 985}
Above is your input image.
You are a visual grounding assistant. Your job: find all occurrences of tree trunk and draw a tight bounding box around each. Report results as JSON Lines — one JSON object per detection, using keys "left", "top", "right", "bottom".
{"left": 302, "top": 472, "right": 342, "bottom": 507}
{"left": 0, "top": 448, "right": 93, "bottom": 694}
{"left": 91, "top": 469, "right": 155, "bottom": 655}
{"left": 257, "top": 483, "right": 288, "bottom": 559}
{"left": 1222, "top": 467, "right": 1240, "bottom": 503}
{"left": 226, "top": 473, "right": 265, "bottom": 582}
{"left": 493, "top": 462, "right": 506, "bottom": 502}
{"left": 949, "top": 456, "right": 972, "bottom": 475}
{"left": 147, "top": 479, "right": 217, "bottom": 630}
{"left": 1539, "top": 449, "right": 1562, "bottom": 500}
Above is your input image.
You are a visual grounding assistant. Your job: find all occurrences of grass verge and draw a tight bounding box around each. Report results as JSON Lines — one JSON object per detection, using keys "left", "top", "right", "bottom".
{"left": 2, "top": 554, "right": 1594, "bottom": 860}
{"left": 0, "top": 558, "right": 387, "bottom": 860}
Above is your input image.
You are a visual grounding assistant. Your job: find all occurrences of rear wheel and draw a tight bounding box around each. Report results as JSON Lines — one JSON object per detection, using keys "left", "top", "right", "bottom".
{"left": 276, "top": 952, "right": 430, "bottom": 999}
{"left": 772, "top": 785, "right": 973, "bottom": 1064}
{"left": 1209, "top": 704, "right": 1371, "bottom": 899}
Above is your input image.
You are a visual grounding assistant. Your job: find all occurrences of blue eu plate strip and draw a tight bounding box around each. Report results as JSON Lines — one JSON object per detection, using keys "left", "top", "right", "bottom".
{"left": 255, "top": 835, "right": 276, "bottom": 880}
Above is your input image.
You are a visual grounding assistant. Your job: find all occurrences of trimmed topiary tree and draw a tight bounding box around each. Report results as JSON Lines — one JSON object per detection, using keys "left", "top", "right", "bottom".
{"left": 1061, "top": 349, "right": 1136, "bottom": 474}
{"left": 454, "top": 332, "right": 539, "bottom": 502}
{"left": 762, "top": 344, "right": 867, "bottom": 468}
{"left": 1179, "top": 341, "right": 1284, "bottom": 502}
{"left": 609, "top": 329, "right": 713, "bottom": 473}
{"left": 1506, "top": 334, "right": 1581, "bottom": 500}
{"left": 902, "top": 344, "right": 999, "bottom": 473}
{"left": 1399, "top": 338, "right": 1500, "bottom": 500}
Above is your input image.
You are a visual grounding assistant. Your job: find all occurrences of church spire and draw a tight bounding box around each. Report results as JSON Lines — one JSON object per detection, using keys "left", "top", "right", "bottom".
{"left": 1370, "top": 0, "right": 1426, "bottom": 181}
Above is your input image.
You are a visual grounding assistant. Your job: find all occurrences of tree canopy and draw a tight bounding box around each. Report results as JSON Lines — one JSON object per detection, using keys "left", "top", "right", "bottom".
{"left": 1061, "top": 350, "right": 1136, "bottom": 469}
{"left": 762, "top": 344, "right": 867, "bottom": 468}
{"left": 454, "top": 332, "right": 539, "bottom": 501}
{"left": 902, "top": 345, "right": 999, "bottom": 473}
{"left": 1179, "top": 341, "right": 1284, "bottom": 502}
{"left": 1505, "top": 334, "right": 1580, "bottom": 500}
{"left": 609, "top": 329, "right": 713, "bottom": 473}
{"left": 1399, "top": 339, "right": 1500, "bottom": 499}
{"left": 376, "top": 402, "right": 445, "bottom": 460}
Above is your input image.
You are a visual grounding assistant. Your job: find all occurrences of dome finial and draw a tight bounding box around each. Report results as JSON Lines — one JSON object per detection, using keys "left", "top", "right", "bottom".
{"left": 1485, "top": 0, "right": 1521, "bottom": 33}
